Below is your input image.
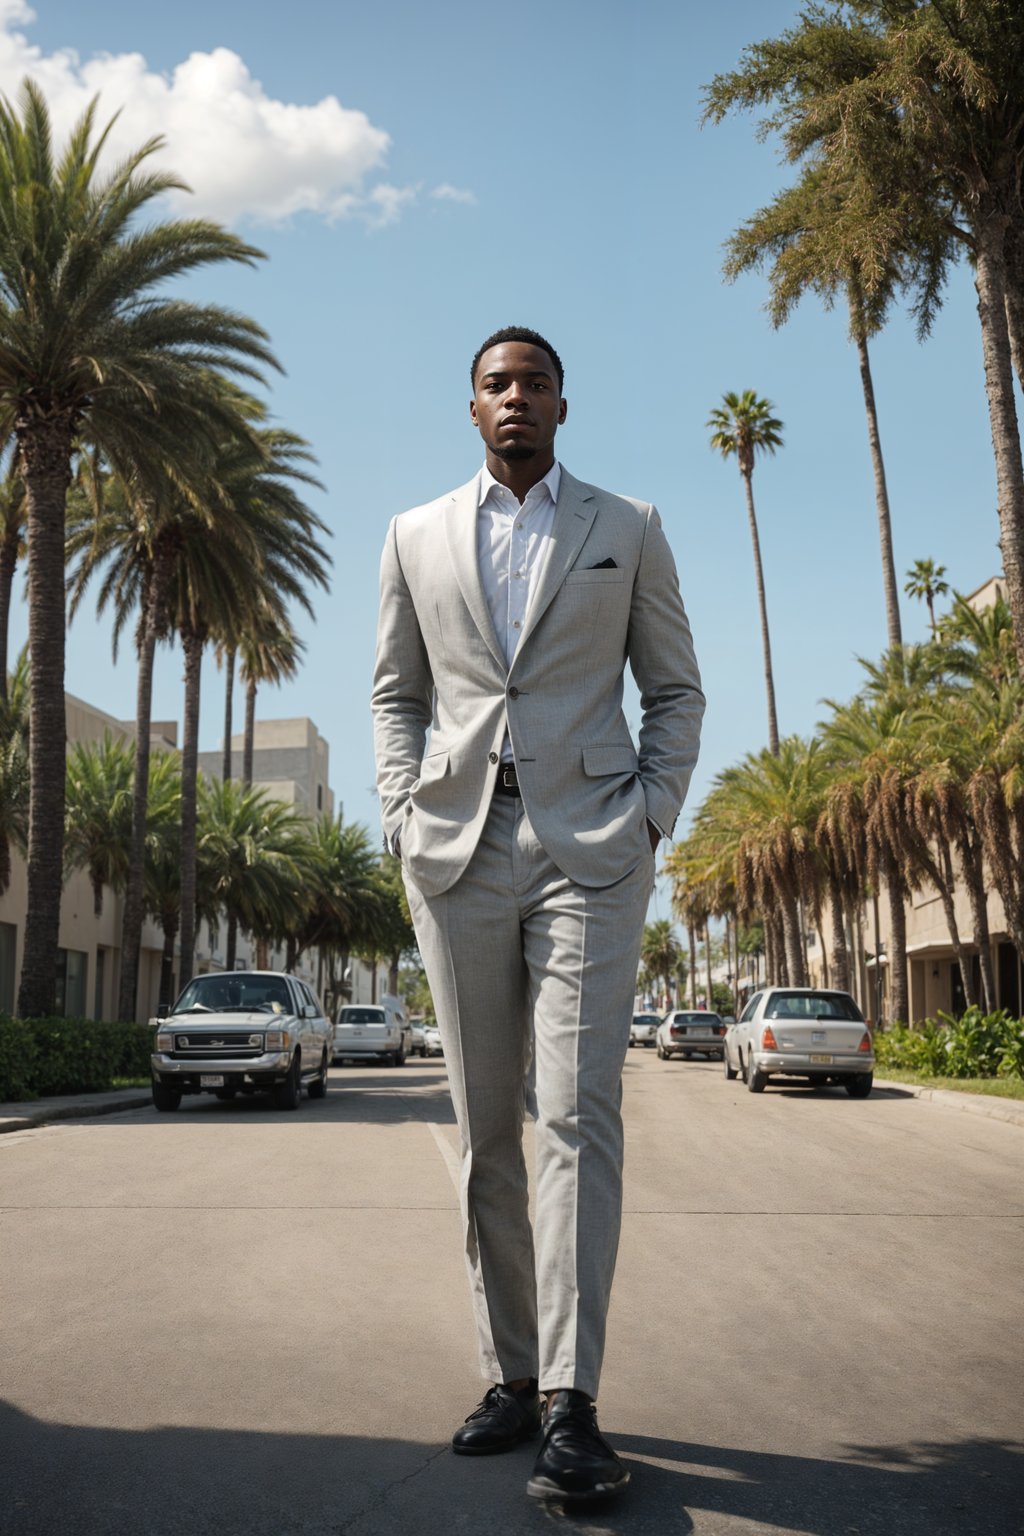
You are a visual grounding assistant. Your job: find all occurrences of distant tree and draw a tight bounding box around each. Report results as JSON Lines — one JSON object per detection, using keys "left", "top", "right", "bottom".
{"left": 708, "top": 391, "right": 783, "bottom": 754}
{"left": 904, "top": 559, "right": 950, "bottom": 634}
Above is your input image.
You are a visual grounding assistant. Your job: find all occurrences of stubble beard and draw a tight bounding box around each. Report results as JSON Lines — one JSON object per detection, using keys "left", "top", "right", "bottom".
{"left": 489, "top": 441, "right": 536, "bottom": 463}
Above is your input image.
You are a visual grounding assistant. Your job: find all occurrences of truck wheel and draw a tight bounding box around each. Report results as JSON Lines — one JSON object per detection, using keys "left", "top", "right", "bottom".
{"left": 273, "top": 1053, "right": 303, "bottom": 1111}
{"left": 151, "top": 1077, "right": 181, "bottom": 1113}
{"left": 308, "top": 1051, "right": 329, "bottom": 1099}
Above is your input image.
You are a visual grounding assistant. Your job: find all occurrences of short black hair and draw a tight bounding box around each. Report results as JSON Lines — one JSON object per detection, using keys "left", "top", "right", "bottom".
{"left": 471, "top": 326, "right": 564, "bottom": 392}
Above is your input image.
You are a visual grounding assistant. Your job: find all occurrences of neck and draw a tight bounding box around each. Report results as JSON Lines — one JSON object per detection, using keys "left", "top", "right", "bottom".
{"left": 484, "top": 449, "right": 556, "bottom": 505}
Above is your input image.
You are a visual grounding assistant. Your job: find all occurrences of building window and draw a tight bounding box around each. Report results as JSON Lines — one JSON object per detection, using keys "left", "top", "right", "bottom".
{"left": 0, "top": 922, "right": 15, "bottom": 1014}
{"left": 56, "top": 948, "right": 88, "bottom": 1018}
{"left": 317, "top": 784, "right": 323, "bottom": 811}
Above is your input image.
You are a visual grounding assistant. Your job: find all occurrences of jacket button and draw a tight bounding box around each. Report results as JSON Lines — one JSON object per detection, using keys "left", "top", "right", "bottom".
{"left": 508, "top": 686, "right": 519, "bottom": 699}
{"left": 488, "top": 751, "right": 498, "bottom": 763}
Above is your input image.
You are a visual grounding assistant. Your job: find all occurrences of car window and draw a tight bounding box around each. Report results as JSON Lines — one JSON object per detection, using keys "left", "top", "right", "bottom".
{"left": 174, "top": 973, "right": 291, "bottom": 1013}
{"left": 739, "top": 993, "right": 762, "bottom": 1024}
{"left": 765, "top": 991, "right": 865, "bottom": 1021}
{"left": 339, "top": 1007, "right": 386, "bottom": 1024}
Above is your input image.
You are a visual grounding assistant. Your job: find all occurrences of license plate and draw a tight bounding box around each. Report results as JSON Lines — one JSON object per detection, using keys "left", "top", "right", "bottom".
{"left": 809, "top": 1054, "right": 832, "bottom": 1064}
{"left": 200, "top": 1074, "right": 225, "bottom": 1087}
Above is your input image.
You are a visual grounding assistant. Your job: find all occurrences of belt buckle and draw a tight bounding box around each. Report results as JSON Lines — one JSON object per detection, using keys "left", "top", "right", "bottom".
{"left": 500, "top": 765, "right": 518, "bottom": 792}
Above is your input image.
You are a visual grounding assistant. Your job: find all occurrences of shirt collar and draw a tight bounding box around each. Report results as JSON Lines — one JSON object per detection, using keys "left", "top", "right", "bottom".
{"left": 478, "top": 460, "right": 561, "bottom": 510}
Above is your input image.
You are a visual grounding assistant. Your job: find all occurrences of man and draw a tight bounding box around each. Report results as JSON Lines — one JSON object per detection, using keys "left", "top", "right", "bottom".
{"left": 372, "top": 326, "right": 704, "bottom": 1503}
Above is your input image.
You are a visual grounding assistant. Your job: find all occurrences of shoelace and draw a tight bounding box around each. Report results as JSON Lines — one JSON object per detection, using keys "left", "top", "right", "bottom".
{"left": 543, "top": 1401, "right": 611, "bottom": 1456}
{"left": 464, "top": 1385, "right": 518, "bottom": 1424}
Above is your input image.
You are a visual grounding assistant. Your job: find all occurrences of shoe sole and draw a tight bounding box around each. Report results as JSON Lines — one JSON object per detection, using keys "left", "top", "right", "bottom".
{"left": 526, "top": 1470, "right": 630, "bottom": 1502}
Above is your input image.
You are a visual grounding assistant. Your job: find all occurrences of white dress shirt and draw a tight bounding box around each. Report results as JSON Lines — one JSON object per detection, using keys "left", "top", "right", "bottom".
{"left": 477, "top": 460, "right": 561, "bottom": 762}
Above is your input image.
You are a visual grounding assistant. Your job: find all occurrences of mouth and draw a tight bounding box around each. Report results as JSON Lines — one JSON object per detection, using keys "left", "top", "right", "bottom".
{"left": 499, "top": 419, "right": 533, "bottom": 433}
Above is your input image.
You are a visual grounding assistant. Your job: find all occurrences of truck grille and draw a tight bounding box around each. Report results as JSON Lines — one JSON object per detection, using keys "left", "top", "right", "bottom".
{"left": 172, "top": 1032, "right": 264, "bottom": 1058}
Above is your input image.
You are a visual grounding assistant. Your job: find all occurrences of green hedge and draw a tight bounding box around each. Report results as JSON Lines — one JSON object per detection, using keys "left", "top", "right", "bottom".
{"left": 0, "top": 1015, "right": 154, "bottom": 1101}
{"left": 874, "top": 1008, "right": 1024, "bottom": 1080}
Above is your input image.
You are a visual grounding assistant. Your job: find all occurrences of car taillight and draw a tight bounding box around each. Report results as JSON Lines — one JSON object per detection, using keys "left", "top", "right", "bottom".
{"left": 670, "top": 1025, "right": 684, "bottom": 1037}
{"left": 761, "top": 1025, "right": 779, "bottom": 1050}
{"left": 858, "top": 1031, "right": 872, "bottom": 1053}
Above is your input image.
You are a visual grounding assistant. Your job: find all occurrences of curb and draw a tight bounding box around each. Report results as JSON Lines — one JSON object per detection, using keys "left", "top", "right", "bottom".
{"left": 875, "top": 1077, "right": 1024, "bottom": 1129}
{"left": 0, "top": 1091, "right": 152, "bottom": 1135}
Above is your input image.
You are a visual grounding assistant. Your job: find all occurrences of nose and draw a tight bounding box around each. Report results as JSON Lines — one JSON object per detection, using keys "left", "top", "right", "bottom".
{"left": 504, "top": 378, "right": 528, "bottom": 408}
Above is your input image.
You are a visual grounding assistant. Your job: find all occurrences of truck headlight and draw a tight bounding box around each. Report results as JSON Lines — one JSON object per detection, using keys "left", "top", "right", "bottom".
{"left": 155, "top": 1031, "right": 174, "bottom": 1052}
{"left": 266, "top": 1029, "right": 290, "bottom": 1051}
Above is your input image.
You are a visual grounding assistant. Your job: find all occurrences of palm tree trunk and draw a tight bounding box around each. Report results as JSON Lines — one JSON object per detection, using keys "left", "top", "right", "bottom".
{"left": 974, "top": 198, "right": 1024, "bottom": 676}
{"left": 118, "top": 546, "right": 170, "bottom": 1023}
{"left": 885, "top": 861, "right": 909, "bottom": 1025}
{"left": 926, "top": 844, "right": 975, "bottom": 1009}
{"left": 779, "top": 889, "right": 807, "bottom": 986}
{"left": 222, "top": 647, "right": 235, "bottom": 781}
{"left": 704, "top": 928, "right": 713, "bottom": 1009}
{"left": 960, "top": 830, "right": 996, "bottom": 1012}
{"left": 1003, "top": 215, "right": 1024, "bottom": 394}
{"left": 16, "top": 415, "right": 73, "bottom": 1018}
{"left": 159, "top": 915, "right": 178, "bottom": 1009}
{"left": 0, "top": 514, "right": 19, "bottom": 703}
{"left": 243, "top": 676, "right": 257, "bottom": 787}
{"left": 849, "top": 286, "right": 902, "bottom": 650}
{"left": 226, "top": 915, "right": 238, "bottom": 971}
{"left": 773, "top": 909, "right": 789, "bottom": 985}
{"left": 687, "top": 924, "right": 698, "bottom": 1006}
{"left": 741, "top": 468, "right": 780, "bottom": 755}
{"left": 178, "top": 625, "right": 204, "bottom": 990}
{"left": 828, "top": 879, "right": 850, "bottom": 993}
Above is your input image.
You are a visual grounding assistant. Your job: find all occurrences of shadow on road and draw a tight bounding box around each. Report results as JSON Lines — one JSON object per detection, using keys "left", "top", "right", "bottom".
{"left": 1, "top": 1399, "right": 1019, "bottom": 1535}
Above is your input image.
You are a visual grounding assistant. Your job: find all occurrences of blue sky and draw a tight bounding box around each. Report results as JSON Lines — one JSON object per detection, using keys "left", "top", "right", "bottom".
{"left": 3, "top": 1, "right": 1005, "bottom": 879}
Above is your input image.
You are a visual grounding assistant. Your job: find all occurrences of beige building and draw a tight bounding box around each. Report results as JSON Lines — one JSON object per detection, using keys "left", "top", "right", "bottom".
{"left": 0, "top": 696, "right": 337, "bottom": 1022}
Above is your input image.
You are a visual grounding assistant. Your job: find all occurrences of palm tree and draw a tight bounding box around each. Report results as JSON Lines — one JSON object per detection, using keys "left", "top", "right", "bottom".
{"left": 141, "top": 752, "right": 183, "bottom": 1009}
{"left": 238, "top": 610, "right": 305, "bottom": 788}
{"left": 708, "top": 390, "right": 783, "bottom": 754}
{"left": 64, "top": 735, "right": 136, "bottom": 916}
{"left": 904, "top": 559, "right": 949, "bottom": 634}
{"left": 718, "top": 161, "right": 927, "bottom": 652}
{"left": 639, "top": 920, "right": 684, "bottom": 1009}
{"left": 196, "top": 777, "right": 312, "bottom": 971}
{"left": 289, "top": 817, "right": 385, "bottom": 1001}
{"left": 0, "top": 81, "right": 275, "bottom": 1016}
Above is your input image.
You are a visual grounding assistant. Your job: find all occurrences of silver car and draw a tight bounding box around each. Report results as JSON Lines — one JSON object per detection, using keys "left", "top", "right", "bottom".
{"left": 656, "top": 1009, "right": 727, "bottom": 1060}
{"left": 724, "top": 987, "right": 875, "bottom": 1096}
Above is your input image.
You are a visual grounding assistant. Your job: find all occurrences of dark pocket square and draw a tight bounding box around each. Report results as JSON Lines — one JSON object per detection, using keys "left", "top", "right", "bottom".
{"left": 589, "top": 557, "right": 617, "bottom": 569}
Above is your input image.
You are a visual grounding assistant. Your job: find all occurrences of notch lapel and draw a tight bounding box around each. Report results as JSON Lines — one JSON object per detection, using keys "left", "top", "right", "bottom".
{"left": 443, "top": 475, "right": 507, "bottom": 673}
{"left": 512, "top": 470, "right": 597, "bottom": 656}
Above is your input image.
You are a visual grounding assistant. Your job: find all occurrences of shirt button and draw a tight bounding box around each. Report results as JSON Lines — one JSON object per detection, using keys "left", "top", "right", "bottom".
{"left": 508, "top": 687, "right": 519, "bottom": 699}
{"left": 513, "top": 620, "right": 521, "bottom": 629}
{"left": 488, "top": 751, "right": 498, "bottom": 763}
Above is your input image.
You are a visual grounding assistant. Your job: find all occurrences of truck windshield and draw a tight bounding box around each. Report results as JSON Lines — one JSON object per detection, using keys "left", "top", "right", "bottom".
{"left": 174, "top": 974, "right": 291, "bottom": 1014}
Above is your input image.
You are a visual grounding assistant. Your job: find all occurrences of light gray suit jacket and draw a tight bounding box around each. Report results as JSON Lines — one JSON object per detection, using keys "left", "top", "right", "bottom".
{"left": 372, "top": 467, "right": 705, "bottom": 898}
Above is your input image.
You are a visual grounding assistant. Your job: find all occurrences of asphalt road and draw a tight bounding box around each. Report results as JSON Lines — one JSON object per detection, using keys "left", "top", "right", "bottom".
{"left": 1, "top": 1049, "right": 1021, "bottom": 1536}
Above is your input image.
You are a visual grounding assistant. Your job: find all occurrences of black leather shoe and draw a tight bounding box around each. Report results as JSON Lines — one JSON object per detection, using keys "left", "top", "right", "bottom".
{"left": 527, "top": 1390, "right": 629, "bottom": 1501}
{"left": 451, "top": 1381, "right": 541, "bottom": 1455}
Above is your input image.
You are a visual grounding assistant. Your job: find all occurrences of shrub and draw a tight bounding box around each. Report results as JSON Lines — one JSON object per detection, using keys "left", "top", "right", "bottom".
{"left": 874, "top": 1008, "right": 1024, "bottom": 1081}
{"left": 0, "top": 1015, "right": 154, "bottom": 1101}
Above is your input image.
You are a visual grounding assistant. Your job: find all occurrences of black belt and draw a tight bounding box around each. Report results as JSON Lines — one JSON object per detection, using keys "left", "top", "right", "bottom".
{"left": 494, "top": 764, "right": 521, "bottom": 797}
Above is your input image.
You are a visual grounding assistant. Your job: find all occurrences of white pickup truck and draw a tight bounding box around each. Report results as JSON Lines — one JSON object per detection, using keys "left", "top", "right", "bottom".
{"left": 332, "top": 999, "right": 412, "bottom": 1067}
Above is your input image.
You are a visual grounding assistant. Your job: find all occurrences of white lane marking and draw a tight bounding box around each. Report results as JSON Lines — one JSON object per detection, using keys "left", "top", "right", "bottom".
{"left": 426, "top": 1120, "right": 461, "bottom": 1192}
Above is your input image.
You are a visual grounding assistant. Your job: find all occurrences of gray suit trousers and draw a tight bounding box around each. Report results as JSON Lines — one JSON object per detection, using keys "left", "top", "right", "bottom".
{"left": 403, "top": 794, "right": 654, "bottom": 1398}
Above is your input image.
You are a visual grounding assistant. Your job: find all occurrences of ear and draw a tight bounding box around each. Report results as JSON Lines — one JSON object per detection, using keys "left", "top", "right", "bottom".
{"left": 558, "top": 397, "right": 568, "bottom": 425}
{"left": 469, "top": 398, "right": 479, "bottom": 426}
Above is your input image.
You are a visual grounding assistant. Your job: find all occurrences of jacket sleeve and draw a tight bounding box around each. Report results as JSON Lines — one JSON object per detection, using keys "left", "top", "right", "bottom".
{"left": 371, "top": 516, "right": 434, "bottom": 850}
{"left": 627, "top": 506, "right": 705, "bottom": 839}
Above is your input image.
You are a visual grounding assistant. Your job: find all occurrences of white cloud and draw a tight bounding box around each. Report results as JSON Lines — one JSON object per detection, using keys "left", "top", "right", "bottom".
{"left": 0, "top": 3, "right": 459, "bottom": 227}
{"left": 431, "top": 183, "right": 476, "bottom": 205}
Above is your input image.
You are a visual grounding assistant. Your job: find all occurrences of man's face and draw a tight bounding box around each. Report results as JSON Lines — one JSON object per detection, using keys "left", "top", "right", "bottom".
{"left": 470, "top": 342, "right": 567, "bottom": 463}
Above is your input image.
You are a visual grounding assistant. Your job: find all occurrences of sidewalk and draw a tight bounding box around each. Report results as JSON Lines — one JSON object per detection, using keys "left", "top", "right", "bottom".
{"left": 875, "top": 1076, "right": 1024, "bottom": 1128}
{"left": 2, "top": 1077, "right": 1023, "bottom": 1134}
{"left": 0, "top": 1086, "right": 151, "bottom": 1134}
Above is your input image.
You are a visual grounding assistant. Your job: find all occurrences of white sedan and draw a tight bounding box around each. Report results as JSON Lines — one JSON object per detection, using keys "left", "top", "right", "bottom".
{"left": 423, "top": 1024, "right": 443, "bottom": 1057}
{"left": 724, "top": 987, "right": 874, "bottom": 1096}
{"left": 656, "top": 1010, "right": 727, "bottom": 1060}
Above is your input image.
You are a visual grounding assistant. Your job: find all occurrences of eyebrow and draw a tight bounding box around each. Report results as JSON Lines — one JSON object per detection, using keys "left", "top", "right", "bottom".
{"left": 480, "top": 368, "right": 554, "bottom": 382}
